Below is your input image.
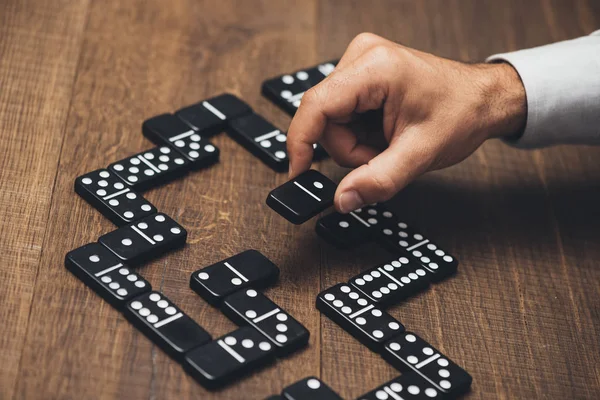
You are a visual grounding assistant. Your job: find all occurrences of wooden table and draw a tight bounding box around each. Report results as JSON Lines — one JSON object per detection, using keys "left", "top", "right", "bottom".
{"left": 2, "top": 1, "right": 599, "bottom": 398}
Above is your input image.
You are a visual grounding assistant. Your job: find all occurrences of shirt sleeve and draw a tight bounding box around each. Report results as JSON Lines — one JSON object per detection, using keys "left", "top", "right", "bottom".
{"left": 486, "top": 30, "right": 600, "bottom": 148}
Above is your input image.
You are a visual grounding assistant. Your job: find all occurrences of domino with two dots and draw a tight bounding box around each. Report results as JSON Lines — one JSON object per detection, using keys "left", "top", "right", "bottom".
{"left": 222, "top": 288, "right": 309, "bottom": 356}
{"left": 99, "top": 213, "right": 187, "bottom": 266}
{"left": 356, "top": 372, "right": 442, "bottom": 400}
{"left": 123, "top": 291, "right": 212, "bottom": 361}
{"left": 262, "top": 60, "right": 338, "bottom": 116}
{"left": 75, "top": 169, "right": 156, "bottom": 226}
{"left": 65, "top": 242, "right": 151, "bottom": 309}
{"left": 267, "top": 169, "right": 337, "bottom": 224}
{"left": 142, "top": 114, "right": 219, "bottom": 169}
{"left": 190, "top": 249, "right": 280, "bottom": 306}
{"left": 108, "top": 146, "right": 190, "bottom": 192}
{"left": 382, "top": 331, "right": 473, "bottom": 398}
{"left": 316, "top": 283, "right": 405, "bottom": 352}
{"left": 174, "top": 93, "right": 253, "bottom": 136}
{"left": 183, "top": 326, "right": 276, "bottom": 390}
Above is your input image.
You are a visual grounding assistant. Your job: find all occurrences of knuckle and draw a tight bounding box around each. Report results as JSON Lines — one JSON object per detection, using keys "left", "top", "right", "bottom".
{"left": 350, "top": 32, "right": 381, "bottom": 49}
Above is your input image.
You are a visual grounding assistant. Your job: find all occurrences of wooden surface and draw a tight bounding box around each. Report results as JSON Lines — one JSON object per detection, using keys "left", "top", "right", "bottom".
{"left": 1, "top": 0, "right": 599, "bottom": 398}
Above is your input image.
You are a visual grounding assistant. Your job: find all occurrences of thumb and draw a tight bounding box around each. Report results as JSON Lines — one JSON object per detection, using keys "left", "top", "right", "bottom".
{"left": 334, "top": 131, "right": 431, "bottom": 213}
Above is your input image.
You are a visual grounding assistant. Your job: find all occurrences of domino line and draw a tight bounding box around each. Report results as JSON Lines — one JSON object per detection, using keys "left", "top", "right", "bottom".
{"left": 349, "top": 211, "right": 370, "bottom": 227}
{"left": 103, "top": 188, "right": 130, "bottom": 200}
{"left": 224, "top": 262, "right": 248, "bottom": 282}
{"left": 95, "top": 263, "right": 124, "bottom": 277}
{"left": 202, "top": 101, "right": 226, "bottom": 120}
{"left": 131, "top": 225, "right": 156, "bottom": 245}
{"left": 253, "top": 308, "right": 281, "bottom": 324}
{"left": 169, "top": 129, "right": 195, "bottom": 142}
{"left": 383, "top": 386, "right": 402, "bottom": 400}
{"left": 154, "top": 312, "right": 183, "bottom": 328}
{"left": 378, "top": 267, "right": 404, "bottom": 288}
{"left": 349, "top": 304, "right": 374, "bottom": 319}
{"left": 137, "top": 155, "right": 161, "bottom": 173}
{"left": 415, "top": 353, "right": 441, "bottom": 369}
{"left": 218, "top": 340, "right": 246, "bottom": 363}
{"left": 254, "top": 130, "right": 281, "bottom": 143}
{"left": 406, "top": 239, "right": 429, "bottom": 252}
{"left": 287, "top": 91, "right": 305, "bottom": 103}
{"left": 293, "top": 181, "right": 321, "bottom": 202}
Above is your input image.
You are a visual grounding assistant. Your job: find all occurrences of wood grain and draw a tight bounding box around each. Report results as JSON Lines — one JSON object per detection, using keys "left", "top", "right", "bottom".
{"left": 1, "top": 0, "right": 598, "bottom": 399}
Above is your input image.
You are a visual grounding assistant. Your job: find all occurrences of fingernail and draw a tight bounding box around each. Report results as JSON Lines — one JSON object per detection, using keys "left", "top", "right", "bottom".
{"left": 339, "top": 190, "right": 364, "bottom": 213}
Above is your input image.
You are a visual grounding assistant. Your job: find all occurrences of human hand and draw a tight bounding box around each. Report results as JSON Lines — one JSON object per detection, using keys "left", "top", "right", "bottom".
{"left": 286, "top": 33, "right": 526, "bottom": 213}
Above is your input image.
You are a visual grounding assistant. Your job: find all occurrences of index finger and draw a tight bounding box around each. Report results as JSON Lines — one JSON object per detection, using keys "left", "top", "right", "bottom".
{"left": 287, "top": 59, "right": 387, "bottom": 178}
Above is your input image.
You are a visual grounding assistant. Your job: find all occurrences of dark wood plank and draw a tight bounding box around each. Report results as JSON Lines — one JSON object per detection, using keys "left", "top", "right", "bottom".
{"left": 14, "top": 1, "right": 321, "bottom": 399}
{"left": 2, "top": 0, "right": 599, "bottom": 399}
{"left": 0, "top": 0, "right": 90, "bottom": 398}
{"left": 317, "top": 0, "right": 600, "bottom": 399}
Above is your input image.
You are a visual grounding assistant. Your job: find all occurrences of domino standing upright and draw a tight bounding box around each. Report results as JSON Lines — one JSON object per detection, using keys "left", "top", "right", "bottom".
{"left": 281, "top": 376, "right": 343, "bottom": 400}
{"left": 99, "top": 213, "right": 187, "bottom": 266}
{"left": 75, "top": 169, "right": 156, "bottom": 226}
{"left": 316, "top": 283, "right": 404, "bottom": 352}
{"left": 175, "top": 93, "right": 252, "bottom": 136}
{"left": 382, "top": 331, "right": 472, "bottom": 398}
{"left": 142, "top": 114, "right": 219, "bottom": 169}
{"left": 183, "top": 326, "right": 276, "bottom": 389}
{"left": 190, "top": 250, "right": 280, "bottom": 305}
{"left": 222, "top": 288, "right": 309, "bottom": 356}
{"left": 262, "top": 61, "right": 337, "bottom": 115}
{"left": 356, "top": 372, "right": 442, "bottom": 400}
{"left": 123, "top": 291, "right": 212, "bottom": 361}
{"left": 108, "top": 146, "right": 190, "bottom": 192}
{"left": 65, "top": 242, "right": 151, "bottom": 309}
{"left": 267, "top": 169, "right": 337, "bottom": 224}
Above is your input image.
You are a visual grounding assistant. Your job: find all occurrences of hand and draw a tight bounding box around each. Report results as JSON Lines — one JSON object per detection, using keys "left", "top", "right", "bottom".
{"left": 286, "top": 33, "right": 526, "bottom": 213}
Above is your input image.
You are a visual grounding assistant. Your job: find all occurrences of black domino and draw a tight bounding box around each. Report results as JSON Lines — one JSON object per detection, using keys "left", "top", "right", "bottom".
{"left": 226, "top": 113, "right": 290, "bottom": 172}
{"left": 175, "top": 93, "right": 252, "bottom": 136}
{"left": 190, "top": 250, "right": 280, "bottom": 306}
{"left": 123, "top": 291, "right": 211, "bottom": 361}
{"left": 349, "top": 255, "right": 430, "bottom": 307}
{"left": 382, "top": 331, "right": 472, "bottom": 398}
{"left": 261, "top": 61, "right": 337, "bottom": 116}
{"left": 75, "top": 169, "right": 157, "bottom": 226}
{"left": 222, "top": 288, "right": 309, "bottom": 356}
{"left": 98, "top": 213, "right": 187, "bottom": 266}
{"left": 315, "top": 206, "right": 380, "bottom": 249}
{"left": 281, "top": 376, "right": 343, "bottom": 400}
{"left": 108, "top": 146, "right": 190, "bottom": 192}
{"left": 267, "top": 169, "right": 337, "bottom": 224}
{"left": 65, "top": 242, "right": 151, "bottom": 309}
{"left": 356, "top": 372, "right": 442, "bottom": 400}
{"left": 183, "top": 326, "right": 276, "bottom": 390}
{"left": 142, "top": 114, "right": 219, "bottom": 169}
{"left": 375, "top": 215, "right": 458, "bottom": 281}
{"left": 316, "top": 283, "right": 404, "bottom": 352}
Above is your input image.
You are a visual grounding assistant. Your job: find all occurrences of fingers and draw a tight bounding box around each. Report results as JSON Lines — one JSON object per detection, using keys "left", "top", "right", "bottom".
{"left": 334, "top": 129, "right": 432, "bottom": 213}
{"left": 287, "top": 54, "right": 390, "bottom": 177}
{"left": 319, "top": 123, "right": 379, "bottom": 168}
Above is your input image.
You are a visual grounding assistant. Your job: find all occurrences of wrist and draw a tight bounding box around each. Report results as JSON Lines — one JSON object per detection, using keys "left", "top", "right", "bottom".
{"left": 474, "top": 62, "right": 527, "bottom": 140}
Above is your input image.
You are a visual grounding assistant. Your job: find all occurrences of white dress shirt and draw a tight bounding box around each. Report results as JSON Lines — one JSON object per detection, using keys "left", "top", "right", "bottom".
{"left": 487, "top": 30, "right": 600, "bottom": 148}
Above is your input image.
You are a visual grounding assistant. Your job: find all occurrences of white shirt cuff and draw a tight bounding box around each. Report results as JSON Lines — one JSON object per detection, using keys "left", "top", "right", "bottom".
{"left": 486, "top": 30, "right": 600, "bottom": 148}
